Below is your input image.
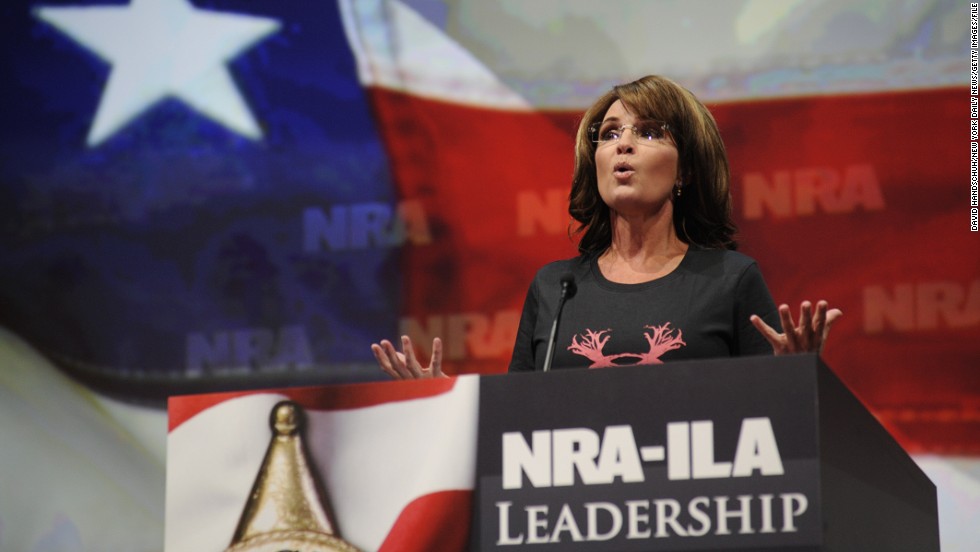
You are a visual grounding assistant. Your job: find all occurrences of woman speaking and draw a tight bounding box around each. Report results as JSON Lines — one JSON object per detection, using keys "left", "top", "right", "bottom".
{"left": 372, "top": 75, "right": 841, "bottom": 379}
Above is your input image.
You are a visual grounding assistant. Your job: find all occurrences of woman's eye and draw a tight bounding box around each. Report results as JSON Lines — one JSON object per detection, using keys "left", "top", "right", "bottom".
{"left": 639, "top": 125, "right": 663, "bottom": 140}
{"left": 601, "top": 128, "right": 620, "bottom": 141}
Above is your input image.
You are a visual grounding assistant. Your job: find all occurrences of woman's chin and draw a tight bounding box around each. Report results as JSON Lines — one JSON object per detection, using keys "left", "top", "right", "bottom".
{"left": 603, "top": 193, "right": 672, "bottom": 218}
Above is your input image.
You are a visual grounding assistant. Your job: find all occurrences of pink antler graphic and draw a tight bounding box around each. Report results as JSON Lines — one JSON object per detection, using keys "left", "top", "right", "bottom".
{"left": 637, "top": 323, "right": 686, "bottom": 364}
{"left": 567, "top": 328, "right": 620, "bottom": 368}
{"left": 567, "top": 323, "right": 687, "bottom": 368}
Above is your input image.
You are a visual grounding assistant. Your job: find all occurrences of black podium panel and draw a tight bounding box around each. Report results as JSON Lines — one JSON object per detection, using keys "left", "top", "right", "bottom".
{"left": 472, "top": 355, "right": 938, "bottom": 552}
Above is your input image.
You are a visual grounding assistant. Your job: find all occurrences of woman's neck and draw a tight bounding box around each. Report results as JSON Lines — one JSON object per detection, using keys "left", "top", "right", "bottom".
{"left": 599, "top": 211, "right": 688, "bottom": 283}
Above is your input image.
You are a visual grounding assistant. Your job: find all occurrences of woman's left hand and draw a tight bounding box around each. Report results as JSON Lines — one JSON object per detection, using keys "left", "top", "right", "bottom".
{"left": 750, "top": 300, "right": 842, "bottom": 355}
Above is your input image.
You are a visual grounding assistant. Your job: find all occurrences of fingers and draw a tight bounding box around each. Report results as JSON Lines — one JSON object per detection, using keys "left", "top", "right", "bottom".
{"left": 430, "top": 337, "right": 444, "bottom": 377}
{"left": 370, "top": 342, "right": 394, "bottom": 378}
{"left": 750, "top": 314, "right": 786, "bottom": 352}
{"left": 784, "top": 300, "right": 848, "bottom": 353}
{"left": 811, "top": 301, "right": 827, "bottom": 348}
{"left": 815, "top": 302, "right": 843, "bottom": 351}
{"left": 777, "top": 304, "right": 801, "bottom": 352}
{"left": 825, "top": 307, "right": 844, "bottom": 332}
{"left": 401, "top": 335, "right": 424, "bottom": 378}
{"left": 371, "top": 339, "right": 411, "bottom": 379}
{"left": 750, "top": 314, "right": 777, "bottom": 341}
{"left": 798, "top": 301, "right": 814, "bottom": 352}
{"left": 372, "top": 336, "right": 447, "bottom": 380}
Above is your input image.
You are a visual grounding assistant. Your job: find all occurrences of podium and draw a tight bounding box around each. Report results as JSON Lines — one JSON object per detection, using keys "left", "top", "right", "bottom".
{"left": 472, "top": 355, "right": 939, "bottom": 551}
{"left": 166, "top": 355, "right": 938, "bottom": 552}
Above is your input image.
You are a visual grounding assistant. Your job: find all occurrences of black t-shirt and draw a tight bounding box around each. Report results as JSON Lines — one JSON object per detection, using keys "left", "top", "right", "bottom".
{"left": 508, "top": 248, "right": 780, "bottom": 372}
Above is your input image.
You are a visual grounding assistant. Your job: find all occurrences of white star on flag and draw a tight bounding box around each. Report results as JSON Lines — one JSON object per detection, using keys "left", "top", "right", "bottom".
{"left": 35, "top": 0, "right": 280, "bottom": 147}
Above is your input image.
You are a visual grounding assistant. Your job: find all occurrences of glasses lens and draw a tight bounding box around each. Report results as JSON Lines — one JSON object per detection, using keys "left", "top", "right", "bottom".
{"left": 590, "top": 120, "right": 668, "bottom": 144}
{"left": 636, "top": 121, "right": 666, "bottom": 141}
{"left": 588, "top": 122, "right": 602, "bottom": 143}
{"left": 590, "top": 121, "right": 622, "bottom": 143}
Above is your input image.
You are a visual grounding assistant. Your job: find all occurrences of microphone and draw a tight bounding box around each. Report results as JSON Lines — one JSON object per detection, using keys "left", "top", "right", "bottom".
{"left": 542, "top": 274, "right": 577, "bottom": 372}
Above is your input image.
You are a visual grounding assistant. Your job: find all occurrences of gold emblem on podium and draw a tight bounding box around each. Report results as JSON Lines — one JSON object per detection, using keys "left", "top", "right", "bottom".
{"left": 225, "top": 400, "right": 362, "bottom": 552}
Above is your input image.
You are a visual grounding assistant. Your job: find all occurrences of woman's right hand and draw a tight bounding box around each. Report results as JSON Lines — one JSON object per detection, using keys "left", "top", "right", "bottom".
{"left": 371, "top": 335, "right": 447, "bottom": 379}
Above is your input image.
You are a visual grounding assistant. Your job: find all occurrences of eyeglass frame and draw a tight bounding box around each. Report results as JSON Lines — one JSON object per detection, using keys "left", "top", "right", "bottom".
{"left": 587, "top": 119, "right": 674, "bottom": 146}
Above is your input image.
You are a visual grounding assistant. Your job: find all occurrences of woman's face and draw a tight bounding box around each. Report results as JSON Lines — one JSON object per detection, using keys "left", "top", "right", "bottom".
{"left": 594, "top": 100, "right": 679, "bottom": 219}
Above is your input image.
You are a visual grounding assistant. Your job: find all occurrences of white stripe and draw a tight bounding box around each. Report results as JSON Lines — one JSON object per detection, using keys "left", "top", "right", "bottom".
{"left": 307, "top": 376, "right": 479, "bottom": 550}
{"left": 338, "top": 0, "right": 530, "bottom": 108}
{"left": 340, "top": 0, "right": 963, "bottom": 108}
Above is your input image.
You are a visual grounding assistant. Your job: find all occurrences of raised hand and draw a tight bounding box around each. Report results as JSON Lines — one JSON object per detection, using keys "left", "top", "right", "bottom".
{"left": 750, "top": 300, "right": 842, "bottom": 355}
{"left": 371, "top": 335, "right": 447, "bottom": 379}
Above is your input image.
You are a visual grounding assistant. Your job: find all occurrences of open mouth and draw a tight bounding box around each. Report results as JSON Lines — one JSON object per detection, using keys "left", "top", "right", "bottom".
{"left": 614, "top": 162, "right": 634, "bottom": 176}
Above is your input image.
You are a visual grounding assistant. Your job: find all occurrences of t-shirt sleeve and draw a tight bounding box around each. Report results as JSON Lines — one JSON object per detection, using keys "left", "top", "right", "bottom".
{"left": 733, "top": 261, "right": 779, "bottom": 356}
{"left": 508, "top": 280, "right": 539, "bottom": 372}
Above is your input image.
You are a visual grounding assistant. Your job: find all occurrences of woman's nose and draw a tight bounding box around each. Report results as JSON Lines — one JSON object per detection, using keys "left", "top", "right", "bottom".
{"left": 616, "top": 133, "right": 636, "bottom": 154}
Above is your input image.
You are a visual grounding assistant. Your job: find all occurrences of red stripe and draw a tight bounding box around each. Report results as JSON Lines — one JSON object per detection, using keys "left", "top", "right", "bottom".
{"left": 168, "top": 377, "right": 460, "bottom": 432}
{"left": 377, "top": 490, "right": 472, "bottom": 552}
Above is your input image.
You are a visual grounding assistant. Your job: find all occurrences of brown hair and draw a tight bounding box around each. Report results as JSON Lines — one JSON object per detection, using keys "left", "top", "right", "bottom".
{"left": 569, "top": 75, "right": 737, "bottom": 254}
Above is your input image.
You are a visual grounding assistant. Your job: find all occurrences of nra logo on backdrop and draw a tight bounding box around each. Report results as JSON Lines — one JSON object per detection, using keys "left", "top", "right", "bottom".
{"left": 400, "top": 310, "right": 521, "bottom": 360}
{"left": 511, "top": 165, "right": 887, "bottom": 231}
{"left": 303, "top": 200, "right": 432, "bottom": 251}
{"left": 186, "top": 325, "right": 314, "bottom": 375}
{"left": 517, "top": 188, "right": 567, "bottom": 237}
{"left": 864, "top": 279, "right": 980, "bottom": 333}
{"left": 741, "top": 164, "right": 884, "bottom": 219}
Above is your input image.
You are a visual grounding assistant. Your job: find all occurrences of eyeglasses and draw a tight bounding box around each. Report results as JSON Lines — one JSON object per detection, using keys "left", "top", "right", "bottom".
{"left": 588, "top": 119, "right": 672, "bottom": 145}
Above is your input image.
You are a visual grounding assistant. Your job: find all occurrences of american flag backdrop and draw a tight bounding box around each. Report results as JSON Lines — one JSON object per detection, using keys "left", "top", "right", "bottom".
{"left": 0, "top": 0, "right": 976, "bottom": 550}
